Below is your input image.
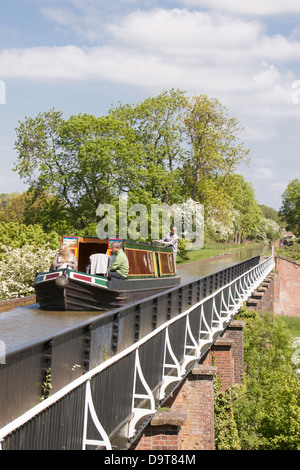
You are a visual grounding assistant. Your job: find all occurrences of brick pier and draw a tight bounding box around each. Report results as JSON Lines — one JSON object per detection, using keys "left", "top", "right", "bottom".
{"left": 131, "top": 320, "right": 245, "bottom": 451}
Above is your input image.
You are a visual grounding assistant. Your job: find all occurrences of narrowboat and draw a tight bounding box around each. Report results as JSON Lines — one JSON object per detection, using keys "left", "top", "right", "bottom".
{"left": 34, "top": 236, "right": 181, "bottom": 311}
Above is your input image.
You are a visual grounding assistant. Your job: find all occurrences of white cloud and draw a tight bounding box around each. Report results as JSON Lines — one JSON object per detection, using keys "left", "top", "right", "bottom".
{"left": 108, "top": 9, "right": 262, "bottom": 54}
{"left": 0, "top": 46, "right": 90, "bottom": 80}
{"left": 175, "top": 0, "right": 300, "bottom": 16}
{"left": 2, "top": 10, "right": 299, "bottom": 77}
{"left": 41, "top": 4, "right": 107, "bottom": 42}
{"left": 1, "top": 7, "right": 299, "bottom": 141}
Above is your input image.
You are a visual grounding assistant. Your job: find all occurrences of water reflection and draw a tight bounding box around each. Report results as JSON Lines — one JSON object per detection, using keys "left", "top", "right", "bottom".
{"left": 0, "top": 304, "right": 99, "bottom": 352}
{"left": 0, "top": 246, "right": 268, "bottom": 351}
{"left": 177, "top": 246, "right": 268, "bottom": 283}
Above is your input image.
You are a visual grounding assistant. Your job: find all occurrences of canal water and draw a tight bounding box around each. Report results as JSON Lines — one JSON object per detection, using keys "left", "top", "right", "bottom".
{"left": 0, "top": 246, "right": 268, "bottom": 352}
{"left": 178, "top": 246, "right": 269, "bottom": 282}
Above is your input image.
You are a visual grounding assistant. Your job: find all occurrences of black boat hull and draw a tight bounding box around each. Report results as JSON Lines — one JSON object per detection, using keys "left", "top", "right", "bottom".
{"left": 34, "top": 271, "right": 181, "bottom": 311}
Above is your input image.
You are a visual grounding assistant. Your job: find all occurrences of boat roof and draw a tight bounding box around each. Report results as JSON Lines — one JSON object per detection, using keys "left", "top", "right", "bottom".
{"left": 62, "top": 236, "right": 173, "bottom": 253}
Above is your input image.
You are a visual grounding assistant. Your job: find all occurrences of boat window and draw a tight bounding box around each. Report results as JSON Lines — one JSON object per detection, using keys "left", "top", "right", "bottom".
{"left": 168, "top": 253, "right": 174, "bottom": 273}
{"left": 147, "top": 252, "right": 154, "bottom": 272}
{"left": 125, "top": 249, "right": 155, "bottom": 276}
{"left": 158, "top": 252, "right": 175, "bottom": 275}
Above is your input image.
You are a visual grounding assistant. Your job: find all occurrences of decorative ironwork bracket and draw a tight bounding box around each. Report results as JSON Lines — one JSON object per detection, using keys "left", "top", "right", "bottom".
{"left": 159, "top": 327, "right": 182, "bottom": 400}
{"left": 128, "top": 349, "right": 156, "bottom": 438}
{"left": 82, "top": 379, "right": 112, "bottom": 450}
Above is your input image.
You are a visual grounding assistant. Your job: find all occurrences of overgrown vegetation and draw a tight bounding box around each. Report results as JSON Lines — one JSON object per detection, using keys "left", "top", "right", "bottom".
{"left": 214, "top": 309, "right": 300, "bottom": 450}
{"left": 276, "top": 242, "right": 300, "bottom": 262}
{"left": 279, "top": 179, "right": 300, "bottom": 237}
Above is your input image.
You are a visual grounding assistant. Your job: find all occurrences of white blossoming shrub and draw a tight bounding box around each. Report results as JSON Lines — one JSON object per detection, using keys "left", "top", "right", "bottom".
{"left": 205, "top": 207, "right": 235, "bottom": 242}
{"left": 0, "top": 245, "right": 57, "bottom": 299}
{"left": 255, "top": 217, "right": 281, "bottom": 243}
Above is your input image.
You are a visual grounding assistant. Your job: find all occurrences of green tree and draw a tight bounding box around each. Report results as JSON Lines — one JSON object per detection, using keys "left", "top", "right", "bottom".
{"left": 257, "top": 205, "right": 282, "bottom": 242}
{"left": 279, "top": 179, "right": 300, "bottom": 236}
{"left": 110, "top": 90, "right": 252, "bottom": 242}
{"left": 111, "top": 90, "right": 250, "bottom": 207}
{"left": 14, "top": 110, "right": 145, "bottom": 229}
{"left": 259, "top": 204, "right": 281, "bottom": 225}
{"left": 182, "top": 94, "right": 250, "bottom": 201}
{"left": 23, "top": 190, "right": 73, "bottom": 235}
{"left": 0, "top": 190, "right": 71, "bottom": 234}
{"left": 0, "top": 222, "right": 60, "bottom": 250}
{"left": 110, "top": 88, "right": 188, "bottom": 205}
{"left": 224, "top": 175, "right": 262, "bottom": 243}
{"left": 14, "top": 92, "right": 252, "bottom": 239}
{"left": 0, "top": 192, "right": 28, "bottom": 223}
{"left": 0, "top": 192, "right": 20, "bottom": 212}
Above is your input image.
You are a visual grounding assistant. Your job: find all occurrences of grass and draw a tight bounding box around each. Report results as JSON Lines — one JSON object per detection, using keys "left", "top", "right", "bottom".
{"left": 280, "top": 315, "right": 300, "bottom": 340}
{"left": 276, "top": 242, "right": 300, "bottom": 263}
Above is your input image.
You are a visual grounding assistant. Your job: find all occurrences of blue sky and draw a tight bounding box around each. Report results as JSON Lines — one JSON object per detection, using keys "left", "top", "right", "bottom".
{"left": 1, "top": 1, "right": 300, "bottom": 210}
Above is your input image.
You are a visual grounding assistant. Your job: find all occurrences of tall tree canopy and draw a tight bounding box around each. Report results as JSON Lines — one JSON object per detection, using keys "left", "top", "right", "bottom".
{"left": 14, "top": 90, "right": 251, "bottom": 233}
{"left": 110, "top": 88, "right": 188, "bottom": 206}
{"left": 279, "top": 179, "right": 300, "bottom": 236}
{"left": 182, "top": 94, "right": 250, "bottom": 201}
{"left": 111, "top": 90, "right": 250, "bottom": 206}
{"left": 14, "top": 110, "right": 145, "bottom": 228}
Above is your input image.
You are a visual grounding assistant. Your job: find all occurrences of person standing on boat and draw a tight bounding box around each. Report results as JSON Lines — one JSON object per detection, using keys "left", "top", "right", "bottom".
{"left": 108, "top": 241, "right": 129, "bottom": 280}
{"left": 154, "top": 226, "right": 178, "bottom": 261}
{"left": 51, "top": 244, "right": 77, "bottom": 271}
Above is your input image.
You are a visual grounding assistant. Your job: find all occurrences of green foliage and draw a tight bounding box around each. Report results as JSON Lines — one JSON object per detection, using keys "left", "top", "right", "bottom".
{"left": 0, "top": 222, "right": 61, "bottom": 250}
{"left": 41, "top": 368, "right": 53, "bottom": 401}
{"left": 279, "top": 179, "right": 300, "bottom": 236}
{"left": 14, "top": 110, "right": 145, "bottom": 229}
{"left": 225, "top": 310, "right": 300, "bottom": 450}
{"left": 177, "top": 238, "right": 189, "bottom": 261}
{"left": 276, "top": 242, "right": 300, "bottom": 262}
{"left": 214, "top": 373, "right": 242, "bottom": 450}
{"left": 182, "top": 95, "right": 250, "bottom": 202}
{"left": 110, "top": 88, "right": 188, "bottom": 205}
{"left": 0, "top": 192, "right": 20, "bottom": 211}
{"left": 259, "top": 204, "right": 282, "bottom": 225}
{"left": 256, "top": 217, "right": 281, "bottom": 243}
{"left": 224, "top": 175, "right": 263, "bottom": 243}
{"left": 9, "top": 90, "right": 281, "bottom": 243}
{"left": 13, "top": 91, "right": 255, "bottom": 242}
{"left": 0, "top": 191, "right": 73, "bottom": 235}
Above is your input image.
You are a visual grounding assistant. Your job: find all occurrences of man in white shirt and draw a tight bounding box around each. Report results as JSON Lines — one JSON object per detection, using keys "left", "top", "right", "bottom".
{"left": 154, "top": 226, "right": 178, "bottom": 261}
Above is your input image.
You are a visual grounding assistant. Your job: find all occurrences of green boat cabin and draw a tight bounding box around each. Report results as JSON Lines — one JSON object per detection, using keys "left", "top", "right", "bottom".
{"left": 62, "top": 236, "right": 176, "bottom": 279}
